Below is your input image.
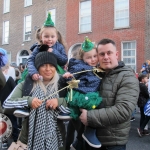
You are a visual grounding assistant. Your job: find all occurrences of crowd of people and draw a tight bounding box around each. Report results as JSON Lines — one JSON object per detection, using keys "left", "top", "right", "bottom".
{"left": 0, "top": 12, "right": 145, "bottom": 150}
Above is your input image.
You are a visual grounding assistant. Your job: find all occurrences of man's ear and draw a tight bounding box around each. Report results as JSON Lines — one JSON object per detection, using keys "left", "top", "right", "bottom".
{"left": 116, "top": 50, "right": 119, "bottom": 60}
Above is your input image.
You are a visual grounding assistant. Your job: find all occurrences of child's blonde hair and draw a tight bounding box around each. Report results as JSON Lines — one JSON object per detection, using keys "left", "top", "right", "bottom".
{"left": 38, "top": 26, "right": 66, "bottom": 49}
{"left": 35, "top": 28, "right": 41, "bottom": 44}
{"left": 75, "top": 44, "right": 97, "bottom": 60}
{"left": 31, "top": 71, "right": 59, "bottom": 95}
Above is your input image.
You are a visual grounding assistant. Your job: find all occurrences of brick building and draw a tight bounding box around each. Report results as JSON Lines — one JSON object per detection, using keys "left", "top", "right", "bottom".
{"left": 0, "top": 0, "right": 66, "bottom": 65}
{"left": 66, "top": 0, "right": 150, "bottom": 73}
{"left": 0, "top": 0, "right": 150, "bottom": 73}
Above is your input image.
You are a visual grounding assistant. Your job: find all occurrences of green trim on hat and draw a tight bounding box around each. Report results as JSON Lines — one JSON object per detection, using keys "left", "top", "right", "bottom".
{"left": 44, "top": 12, "right": 54, "bottom": 27}
{"left": 81, "top": 36, "right": 94, "bottom": 52}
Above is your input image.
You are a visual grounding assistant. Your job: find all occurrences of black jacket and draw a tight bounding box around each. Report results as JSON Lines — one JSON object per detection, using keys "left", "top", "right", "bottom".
{"left": 138, "top": 82, "right": 149, "bottom": 107}
{"left": 0, "top": 76, "right": 16, "bottom": 105}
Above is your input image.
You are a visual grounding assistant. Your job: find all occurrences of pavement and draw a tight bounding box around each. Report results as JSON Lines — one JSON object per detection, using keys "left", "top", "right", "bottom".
{"left": 126, "top": 108, "right": 150, "bottom": 150}
{"left": 1, "top": 107, "right": 150, "bottom": 150}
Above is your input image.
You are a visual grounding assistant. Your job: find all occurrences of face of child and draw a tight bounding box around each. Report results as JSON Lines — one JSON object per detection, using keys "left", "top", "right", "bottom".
{"left": 142, "top": 77, "right": 148, "bottom": 84}
{"left": 82, "top": 49, "right": 98, "bottom": 67}
{"left": 41, "top": 27, "right": 58, "bottom": 47}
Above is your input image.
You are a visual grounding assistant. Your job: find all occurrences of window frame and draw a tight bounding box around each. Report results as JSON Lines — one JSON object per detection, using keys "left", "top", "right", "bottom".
{"left": 3, "top": 0, "right": 10, "bottom": 13}
{"left": 47, "top": 9, "right": 56, "bottom": 25}
{"left": 3, "top": 20, "right": 9, "bottom": 45}
{"left": 24, "top": 15, "right": 32, "bottom": 41}
{"left": 121, "top": 40, "right": 136, "bottom": 72}
{"left": 24, "top": 0, "right": 32, "bottom": 7}
{"left": 79, "top": 0, "right": 92, "bottom": 33}
{"left": 114, "top": 0, "right": 129, "bottom": 29}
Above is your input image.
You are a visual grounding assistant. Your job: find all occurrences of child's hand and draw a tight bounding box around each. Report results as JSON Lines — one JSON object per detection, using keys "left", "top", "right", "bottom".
{"left": 32, "top": 74, "right": 40, "bottom": 80}
{"left": 32, "top": 97, "right": 43, "bottom": 109}
{"left": 63, "top": 72, "right": 73, "bottom": 78}
{"left": 48, "top": 48, "right": 53, "bottom": 52}
{"left": 46, "top": 98, "right": 58, "bottom": 110}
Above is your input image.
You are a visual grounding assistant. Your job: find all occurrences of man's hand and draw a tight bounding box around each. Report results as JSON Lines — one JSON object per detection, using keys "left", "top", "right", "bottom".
{"left": 79, "top": 109, "right": 88, "bottom": 126}
{"left": 31, "top": 97, "right": 43, "bottom": 109}
{"left": 46, "top": 98, "right": 58, "bottom": 110}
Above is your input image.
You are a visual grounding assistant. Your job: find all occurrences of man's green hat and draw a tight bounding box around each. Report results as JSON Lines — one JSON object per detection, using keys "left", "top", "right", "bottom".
{"left": 81, "top": 36, "right": 94, "bottom": 52}
{"left": 44, "top": 12, "right": 54, "bottom": 27}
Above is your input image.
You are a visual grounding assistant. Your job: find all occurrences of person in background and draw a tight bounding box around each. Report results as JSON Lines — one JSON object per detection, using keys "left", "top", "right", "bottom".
{"left": 79, "top": 38, "right": 139, "bottom": 150}
{"left": 0, "top": 47, "right": 8, "bottom": 90}
{"left": 7, "top": 63, "right": 16, "bottom": 81}
{"left": 137, "top": 74, "right": 150, "bottom": 137}
{"left": 0, "top": 63, "right": 19, "bottom": 149}
{"left": 0, "top": 69, "right": 5, "bottom": 91}
{"left": 14, "top": 67, "right": 21, "bottom": 84}
{"left": 140, "top": 62, "right": 149, "bottom": 76}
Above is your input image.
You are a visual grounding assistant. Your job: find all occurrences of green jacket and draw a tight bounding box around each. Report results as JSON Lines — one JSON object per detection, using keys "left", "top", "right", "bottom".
{"left": 87, "top": 63, "right": 139, "bottom": 146}
{"left": 3, "top": 81, "right": 67, "bottom": 144}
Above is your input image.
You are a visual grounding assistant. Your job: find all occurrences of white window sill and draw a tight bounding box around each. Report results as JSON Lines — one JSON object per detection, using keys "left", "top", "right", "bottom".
{"left": 3, "top": 11, "right": 10, "bottom": 14}
{"left": 113, "top": 26, "right": 130, "bottom": 30}
{"left": 2, "top": 43, "right": 9, "bottom": 45}
{"left": 24, "top": 4, "right": 33, "bottom": 8}
{"left": 24, "top": 39, "right": 31, "bottom": 42}
{"left": 78, "top": 31, "right": 92, "bottom": 34}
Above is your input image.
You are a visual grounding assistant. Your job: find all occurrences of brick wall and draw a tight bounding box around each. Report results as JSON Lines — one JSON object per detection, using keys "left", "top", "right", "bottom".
{"left": 0, "top": 0, "right": 66, "bottom": 64}
{"left": 66, "top": 0, "right": 146, "bottom": 72}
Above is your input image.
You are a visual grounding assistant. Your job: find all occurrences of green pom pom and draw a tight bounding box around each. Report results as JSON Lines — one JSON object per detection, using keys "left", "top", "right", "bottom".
{"left": 44, "top": 12, "right": 54, "bottom": 27}
{"left": 81, "top": 36, "right": 94, "bottom": 52}
{"left": 66, "top": 90, "right": 102, "bottom": 119}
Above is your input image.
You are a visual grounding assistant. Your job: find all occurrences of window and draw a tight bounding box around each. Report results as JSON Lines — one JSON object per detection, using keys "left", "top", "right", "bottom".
{"left": 114, "top": 0, "right": 129, "bottom": 28}
{"left": 79, "top": 0, "right": 91, "bottom": 33}
{"left": 7, "top": 51, "right": 11, "bottom": 62}
{"left": 47, "top": 9, "right": 56, "bottom": 25}
{"left": 3, "top": 0, "right": 10, "bottom": 13}
{"left": 122, "top": 41, "right": 136, "bottom": 71}
{"left": 19, "top": 50, "right": 29, "bottom": 65}
{"left": 3, "top": 21, "right": 9, "bottom": 44}
{"left": 24, "top": 0, "right": 32, "bottom": 7}
{"left": 24, "top": 15, "right": 32, "bottom": 41}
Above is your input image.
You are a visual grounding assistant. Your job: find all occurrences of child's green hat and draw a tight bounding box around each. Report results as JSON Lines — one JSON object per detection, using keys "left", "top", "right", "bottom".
{"left": 44, "top": 12, "right": 54, "bottom": 27}
{"left": 81, "top": 36, "right": 94, "bottom": 52}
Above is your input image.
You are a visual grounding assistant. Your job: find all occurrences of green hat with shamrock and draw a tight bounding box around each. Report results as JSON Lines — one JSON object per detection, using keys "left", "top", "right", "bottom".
{"left": 44, "top": 12, "right": 54, "bottom": 27}
{"left": 81, "top": 36, "right": 94, "bottom": 52}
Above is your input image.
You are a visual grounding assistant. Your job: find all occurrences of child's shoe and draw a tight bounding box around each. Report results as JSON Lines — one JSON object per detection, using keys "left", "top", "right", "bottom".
{"left": 13, "top": 109, "right": 30, "bottom": 118}
{"left": 57, "top": 112, "right": 72, "bottom": 120}
{"left": 82, "top": 127, "right": 101, "bottom": 148}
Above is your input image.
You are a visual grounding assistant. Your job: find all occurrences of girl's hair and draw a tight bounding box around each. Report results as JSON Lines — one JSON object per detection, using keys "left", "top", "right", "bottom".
{"left": 39, "top": 26, "right": 67, "bottom": 50}
{"left": 31, "top": 71, "right": 59, "bottom": 95}
{"left": 75, "top": 44, "right": 97, "bottom": 60}
{"left": 35, "top": 28, "right": 41, "bottom": 44}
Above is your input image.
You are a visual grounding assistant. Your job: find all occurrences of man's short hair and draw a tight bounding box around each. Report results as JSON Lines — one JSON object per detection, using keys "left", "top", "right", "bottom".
{"left": 138, "top": 74, "right": 147, "bottom": 82}
{"left": 97, "top": 38, "right": 116, "bottom": 47}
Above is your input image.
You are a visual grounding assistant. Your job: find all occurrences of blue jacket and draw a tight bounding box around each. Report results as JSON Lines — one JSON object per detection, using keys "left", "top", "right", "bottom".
{"left": 68, "top": 58, "right": 101, "bottom": 94}
{"left": 27, "top": 42, "right": 68, "bottom": 76}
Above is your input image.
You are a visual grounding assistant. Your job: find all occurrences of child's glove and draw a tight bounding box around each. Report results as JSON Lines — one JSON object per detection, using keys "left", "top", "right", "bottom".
{"left": 39, "top": 44, "right": 49, "bottom": 52}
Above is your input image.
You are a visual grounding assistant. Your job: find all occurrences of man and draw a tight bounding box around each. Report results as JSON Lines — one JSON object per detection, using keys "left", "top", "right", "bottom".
{"left": 80, "top": 39, "right": 139, "bottom": 150}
